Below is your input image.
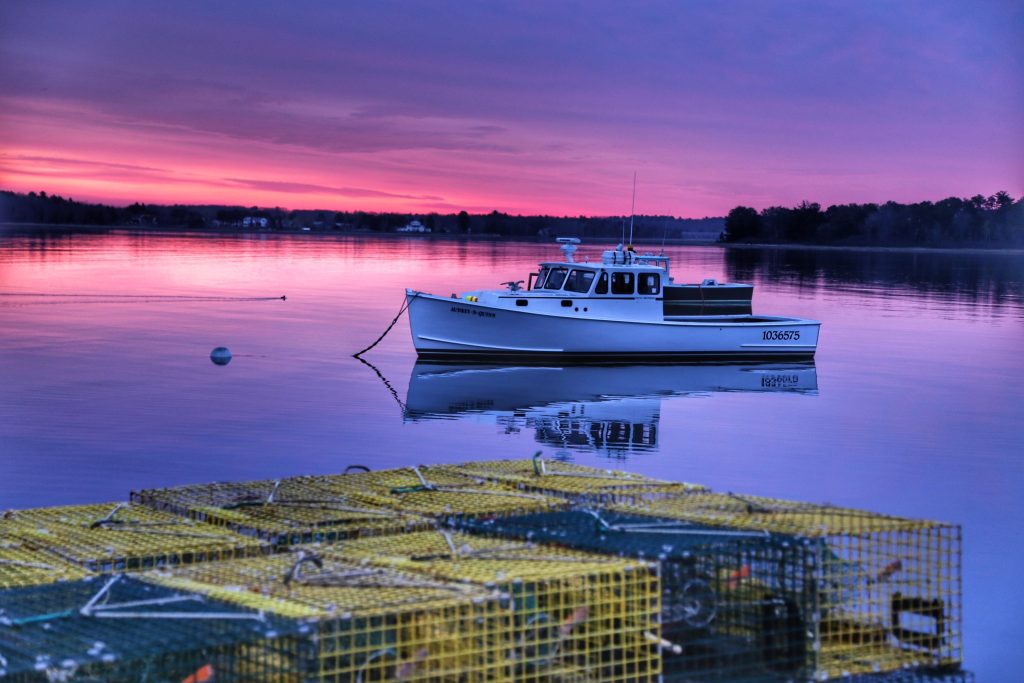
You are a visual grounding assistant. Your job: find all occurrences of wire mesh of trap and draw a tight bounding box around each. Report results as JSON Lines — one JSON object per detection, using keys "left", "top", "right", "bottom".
{"left": 0, "top": 538, "right": 92, "bottom": 589}
{"left": 144, "top": 552, "right": 512, "bottom": 682}
{"left": 455, "top": 509, "right": 818, "bottom": 681}
{"left": 131, "top": 476, "right": 433, "bottom": 548}
{"left": 337, "top": 529, "right": 663, "bottom": 683}
{"left": 1, "top": 503, "right": 266, "bottom": 573}
{"left": 831, "top": 669, "right": 974, "bottom": 683}
{"left": 615, "top": 493, "right": 963, "bottom": 680}
{"left": 433, "top": 457, "right": 705, "bottom": 505}
{"left": 0, "top": 574, "right": 308, "bottom": 683}
{"left": 308, "top": 466, "right": 570, "bottom": 519}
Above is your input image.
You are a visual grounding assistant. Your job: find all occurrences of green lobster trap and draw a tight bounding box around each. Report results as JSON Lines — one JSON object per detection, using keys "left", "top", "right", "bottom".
{"left": 2, "top": 502, "right": 266, "bottom": 573}
{"left": 0, "top": 574, "right": 309, "bottom": 682}
{"left": 145, "top": 552, "right": 511, "bottom": 682}
{"left": 617, "top": 493, "right": 962, "bottom": 680}
{"left": 131, "top": 476, "right": 432, "bottom": 549}
{"left": 456, "top": 508, "right": 817, "bottom": 681}
{"left": 337, "top": 529, "right": 662, "bottom": 683}
{"left": 435, "top": 455, "right": 704, "bottom": 505}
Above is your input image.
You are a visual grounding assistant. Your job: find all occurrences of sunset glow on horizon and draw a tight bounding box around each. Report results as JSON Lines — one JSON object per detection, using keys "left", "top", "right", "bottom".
{"left": 1, "top": 1, "right": 1022, "bottom": 217}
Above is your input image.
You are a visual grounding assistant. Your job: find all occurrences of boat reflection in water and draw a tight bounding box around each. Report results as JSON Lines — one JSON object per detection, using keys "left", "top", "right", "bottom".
{"left": 404, "top": 362, "right": 818, "bottom": 457}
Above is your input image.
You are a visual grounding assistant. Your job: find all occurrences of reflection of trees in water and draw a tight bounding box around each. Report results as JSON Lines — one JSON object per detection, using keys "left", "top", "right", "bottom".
{"left": 725, "top": 248, "right": 1024, "bottom": 310}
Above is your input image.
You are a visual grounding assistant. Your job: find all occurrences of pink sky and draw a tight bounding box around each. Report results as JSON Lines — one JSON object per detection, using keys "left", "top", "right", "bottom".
{"left": 1, "top": 1, "right": 1022, "bottom": 217}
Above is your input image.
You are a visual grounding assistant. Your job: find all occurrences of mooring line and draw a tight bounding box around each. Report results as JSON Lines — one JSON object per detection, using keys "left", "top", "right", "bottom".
{"left": 353, "top": 292, "right": 417, "bottom": 358}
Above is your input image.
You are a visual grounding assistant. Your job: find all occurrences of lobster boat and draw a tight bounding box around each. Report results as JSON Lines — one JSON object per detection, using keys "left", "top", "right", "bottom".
{"left": 406, "top": 239, "right": 819, "bottom": 362}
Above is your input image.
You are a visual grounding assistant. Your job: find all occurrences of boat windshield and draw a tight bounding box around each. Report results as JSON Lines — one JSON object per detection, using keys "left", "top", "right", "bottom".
{"left": 540, "top": 267, "right": 569, "bottom": 290}
{"left": 564, "top": 269, "right": 596, "bottom": 293}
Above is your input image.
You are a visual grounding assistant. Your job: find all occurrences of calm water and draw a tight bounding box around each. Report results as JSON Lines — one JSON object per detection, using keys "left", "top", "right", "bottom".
{"left": 1, "top": 231, "right": 1022, "bottom": 680}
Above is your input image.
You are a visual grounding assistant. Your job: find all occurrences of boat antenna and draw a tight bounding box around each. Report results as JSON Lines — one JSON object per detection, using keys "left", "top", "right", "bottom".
{"left": 628, "top": 171, "right": 637, "bottom": 246}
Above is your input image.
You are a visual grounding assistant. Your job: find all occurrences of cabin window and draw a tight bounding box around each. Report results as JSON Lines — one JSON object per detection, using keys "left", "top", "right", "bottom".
{"left": 540, "top": 267, "right": 568, "bottom": 290}
{"left": 638, "top": 273, "right": 661, "bottom": 295}
{"left": 563, "top": 269, "right": 595, "bottom": 293}
{"left": 611, "top": 272, "right": 634, "bottom": 295}
{"left": 595, "top": 272, "right": 609, "bottom": 294}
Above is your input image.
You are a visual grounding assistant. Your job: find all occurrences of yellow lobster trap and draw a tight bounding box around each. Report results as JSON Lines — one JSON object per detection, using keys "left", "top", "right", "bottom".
{"left": 131, "top": 475, "right": 432, "bottom": 549}
{"left": 617, "top": 492, "right": 962, "bottom": 680}
{"left": 337, "top": 529, "right": 662, "bottom": 683}
{"left": 0, "top": 536, "right": 92, "bottom": 589}
{"left": 1, "top": 502, "right": 265, "bottom": 573}
{"left": 145, "top": 552, "right": 511, "bottom": 682}
{"left": 310, "top": 466, "right": 569, "bottom": 519}
{"left": 434, "top": 455, "right": 704, "bottom": 506}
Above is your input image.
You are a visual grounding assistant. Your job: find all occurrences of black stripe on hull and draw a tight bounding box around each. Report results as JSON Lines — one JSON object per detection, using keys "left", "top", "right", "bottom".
{"left": 415, "top": 349, "right": 816, "bottom": 365}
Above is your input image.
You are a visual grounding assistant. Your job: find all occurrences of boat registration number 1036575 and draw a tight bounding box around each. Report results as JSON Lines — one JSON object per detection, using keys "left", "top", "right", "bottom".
{"left": 762, "top": 330, "right": 801, "bottom": 341}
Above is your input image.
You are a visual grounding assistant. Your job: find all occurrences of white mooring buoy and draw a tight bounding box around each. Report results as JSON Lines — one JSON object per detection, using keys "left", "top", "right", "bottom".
{"left": 210, "top": 346, "right": 232, "bottom": 365}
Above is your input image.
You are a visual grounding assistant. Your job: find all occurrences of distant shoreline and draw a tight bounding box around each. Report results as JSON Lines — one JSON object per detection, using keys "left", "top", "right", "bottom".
{"left": 2, "top": 222, "right": 1021, "bottom": 255}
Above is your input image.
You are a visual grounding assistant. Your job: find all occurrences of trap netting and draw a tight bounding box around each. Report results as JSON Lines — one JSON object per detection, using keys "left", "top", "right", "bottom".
{"left": 0, "top": 537, "right": 92, "bottom": 589}
{"left": 131, "top": 476, "right": 432, "bottom": 549}
{"left": 434, "top": 455, "right": 704, "bottom": 505}
{"left": 337, "top": 529, "right": 662, "bottom": 683}
{"left": 308, "top": 466, "right": 569, "bottom": 519}
{"left": 145, "top": 552, "right": 511, "bottom": 682}
{"left": 2, "top": 502, "right": 266, "bottom": 573}
{"left": 616, "top": 493, "right": 962, "bottom": 680}
{"left": 0, "top": 574, "right": 309, "bottom": 683}
{"left": 455, "top": 509, "right": 817, "bottom": 681}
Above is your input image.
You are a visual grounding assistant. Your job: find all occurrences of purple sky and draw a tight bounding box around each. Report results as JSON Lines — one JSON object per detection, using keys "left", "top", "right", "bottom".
{"left": 1, "top": 0, "right": 1022, "bottom": 216}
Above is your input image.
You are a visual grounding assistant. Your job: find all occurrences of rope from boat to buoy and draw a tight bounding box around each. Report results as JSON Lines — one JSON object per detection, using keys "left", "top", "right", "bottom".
{"left": 0, "top": 292, "right": 286, "bottom": 307}
{"left": 353, "top": 292, "right": 418, "bottom": 358}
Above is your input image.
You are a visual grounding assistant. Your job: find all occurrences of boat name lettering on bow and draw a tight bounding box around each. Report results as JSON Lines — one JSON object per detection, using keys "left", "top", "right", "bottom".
{"left": 450, "top": 305, "right": 496, "bottom": 319}
{"left": 762, "top": 330, "right": 801, "bottom": 341}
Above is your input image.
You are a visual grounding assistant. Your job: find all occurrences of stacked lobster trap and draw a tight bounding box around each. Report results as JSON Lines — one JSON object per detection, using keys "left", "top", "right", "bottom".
{"left": 455, "top": 508, "right": 818, "bottom": 681}
{"left": 145, "top": 551, "right": 511, "bottom": 683}
{"left": 1, "top": 502, "right": 264, "bottom": 573}
{"left": 433, "top": 455, "right": 704, "bottom": 506}
{"left": 615, "top": 492, "right": 962, "bottom": 680}
{"left": 305, "top": 466, "right": 570, "bottom": 520}
{"left": 337, "top": 529, "right": 663, "bottom": 683}
{"left": 131, "top": 476, "right": 432, "bottom": 549}
{"left": 0, "top": 537, "right": 92, "bottom": 589}
{"left": 0, "top": 574, "right": 307, "bottom": 682}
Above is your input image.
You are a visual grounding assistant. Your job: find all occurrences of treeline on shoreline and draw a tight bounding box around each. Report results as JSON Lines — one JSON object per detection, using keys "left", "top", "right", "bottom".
{"left": 3, "top": 188, "right": 1021, "bottom": 247}
{"left": 723, "top": 192, "right": 1023, "bottom": 246}
{"left": 0, "top": 190, "right": 722, "bottom": 241}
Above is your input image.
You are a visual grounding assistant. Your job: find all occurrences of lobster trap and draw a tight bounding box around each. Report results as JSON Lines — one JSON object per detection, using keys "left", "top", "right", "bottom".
{"left": 436, "top": 456, "right": 704, "bottom": 505}
{"left": 310, "top": 466, "right": 569, "bottom": 519}
{"left": 0, "top": 536, "right": 92, "bottom": 589}
{"left": 0, "top": 574, "right": 308, "bottom": 682}
{"left": 145, "top": 552, "right": 511, "bottom": 682}
{"left": 2, "top": 502, "right": 266, "bottom": 572}
{"left": 617, "top": 493, "right": 962, "bottom": 680}
{"left": 337, "top": 529, "right": 663, "bottom": 683}
{"left": 456, "top": 509, "right": 818, "bottom": 681}
{"left": 131, "top": 476, "right": 432, "bottom": 549}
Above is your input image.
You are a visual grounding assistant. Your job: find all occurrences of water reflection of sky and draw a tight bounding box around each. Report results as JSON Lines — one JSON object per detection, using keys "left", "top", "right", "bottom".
{"left": 1, "top": 232, "right": 1022, "bottom": 679}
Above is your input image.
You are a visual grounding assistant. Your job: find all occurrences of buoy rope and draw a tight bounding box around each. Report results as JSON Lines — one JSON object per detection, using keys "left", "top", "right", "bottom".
{"left": 353, "top": 292, "right": 418, "bottom": 358}
{"left": 0, "top": 292, "right": 286, "bottom": 306}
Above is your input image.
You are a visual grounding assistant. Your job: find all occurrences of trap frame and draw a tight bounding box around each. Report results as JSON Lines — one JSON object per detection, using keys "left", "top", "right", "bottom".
{"left": 616, "top": 492, "right": 962, "bottom": 680}
{"left": 337, "top": 528, "right": 663, "bottom": 683}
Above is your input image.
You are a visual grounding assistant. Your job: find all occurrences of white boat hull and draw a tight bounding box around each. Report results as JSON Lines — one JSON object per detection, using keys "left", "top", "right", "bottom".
{"left": 407, "top": 290, "right": 819, "bottom": 361}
